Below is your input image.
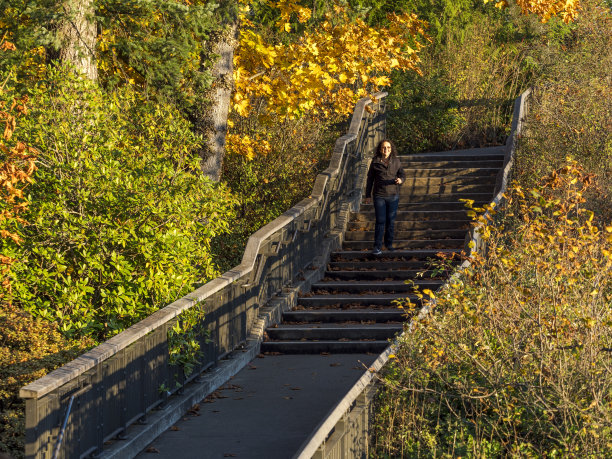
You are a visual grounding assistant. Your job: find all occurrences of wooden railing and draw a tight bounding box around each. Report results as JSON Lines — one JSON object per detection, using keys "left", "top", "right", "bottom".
{"left": 20, "top": 93, "right": 388, "bottom": 459}
{"left": 294, "top": 88, "right": 531, "bottom": 459}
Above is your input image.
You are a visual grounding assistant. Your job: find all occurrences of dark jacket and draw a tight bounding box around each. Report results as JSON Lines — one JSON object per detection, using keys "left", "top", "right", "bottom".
{"left": 365, "top": 155, "right": 406, "bottom": 198}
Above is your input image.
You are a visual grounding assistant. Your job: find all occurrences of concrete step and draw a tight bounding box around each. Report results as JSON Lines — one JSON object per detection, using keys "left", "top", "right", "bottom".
{"left": 399, "top": 145, "right": 506, "bottom": 160}
{"left": 322, "top": 270, "right": 445, "bottom": 281}
{"left": 401, "top": 175, "right": 497, "bottom": 186}
{"left": 400, "top": 160, "right": 504, "bottom": 169}
{"left": 330, "top": 249, "right": 461, "bottom": 261}
{"left": 386, "top": 192, "right": 494, "bottom": 203}
{"left": 358, "top": 201, "right": 487, "bottom": 211}
{"left": 311, "top": 280, "right": 442, "bottom": 294}
{"left": 283, "top": 308, "right": 407, "bottom": 323}
{"left": 297, "top": 294, "right": 418, "bottom": 307}
{"left": 260, "top": 340, "right": 390, "bottom": 354}
{"left": 399, "top": 183, "right": 496, "bottom": 195}
{"left": 399, "top": 146, "right": 505, "bottom": 159}
{"left": 341, "top": 239, "right": 465, "bottom": 250}
{"left": 266, "top": 324, "right": 403, "bottom": 341}
{"left": 344, "top": 228, "right": 468, "bottom": 241}
{"left": 352, "top": 210, "right": 472, "bottom": 221}
{"left": 348, "top": 220, "right": 470, "bottom": 231}
{"left": 401, "top": 167, "right": 499, "bottom": 178}
{"left": 328, "top": 260, "right": 459, "bottom": 271}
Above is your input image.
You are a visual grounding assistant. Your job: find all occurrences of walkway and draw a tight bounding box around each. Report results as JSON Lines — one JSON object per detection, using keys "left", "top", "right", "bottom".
{"left": 137, "top": 147, "right": 505, "bottom": 458}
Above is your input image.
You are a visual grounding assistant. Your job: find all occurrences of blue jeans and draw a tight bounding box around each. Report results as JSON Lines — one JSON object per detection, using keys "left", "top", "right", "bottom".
{"left": 374, "top": 195, "right": 399, "bottom": 250}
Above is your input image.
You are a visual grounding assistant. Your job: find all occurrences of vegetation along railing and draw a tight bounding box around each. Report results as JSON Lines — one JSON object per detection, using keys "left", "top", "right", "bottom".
{"left": 20, "top": 93, "right": 388, "bottom": 459}
{"left": 293, "top": 88, "right": 532, "bottom": 459}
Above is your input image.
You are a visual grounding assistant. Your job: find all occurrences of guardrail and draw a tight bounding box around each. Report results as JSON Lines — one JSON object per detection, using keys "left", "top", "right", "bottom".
{"left": 20, "top": 93, "right": 388, "bottom": 459}
{"left": 294, "top": 88, "right": 532, "bottom": 459}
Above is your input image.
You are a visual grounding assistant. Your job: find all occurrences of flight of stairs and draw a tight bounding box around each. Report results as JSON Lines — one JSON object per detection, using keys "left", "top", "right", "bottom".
{"left": 260, "top": 148, "right": 505, "bottom": 354}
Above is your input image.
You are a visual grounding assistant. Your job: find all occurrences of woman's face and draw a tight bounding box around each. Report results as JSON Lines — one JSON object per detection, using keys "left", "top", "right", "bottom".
{"left": 380, "top": 141, "right": 392, "bottom": 159}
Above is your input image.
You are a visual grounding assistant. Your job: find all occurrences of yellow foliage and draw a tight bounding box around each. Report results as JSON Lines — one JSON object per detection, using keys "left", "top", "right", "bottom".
{"left": 485, "top": 0, "right": 581, "bottom": 23}
{"left": 226, "top": 133, "right": 272, "bottom": 161}
{"left": 233, "top": 2, "right": 428, "bottom": 120}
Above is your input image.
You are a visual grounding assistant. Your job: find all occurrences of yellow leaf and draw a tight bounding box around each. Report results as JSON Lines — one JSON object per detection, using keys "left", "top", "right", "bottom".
{"left": 422, "top": 289, "right": 435, "bottom": 299}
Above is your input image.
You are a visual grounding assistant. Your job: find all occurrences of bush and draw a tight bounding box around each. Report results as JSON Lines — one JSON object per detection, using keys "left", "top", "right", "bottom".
{"left": 387, "top": 5, "right": 540, "bottom": 153}
{"left": 0, "top": 304, "right": 91, "bottom": 458}
{"left": 3, "top": 67, "right": 236, "bottom": 341}
{"left": 372, "top": 163, "right": 612, "bottom": 457}
{"left": 216, "top": 113, "right": 337, "bottom": 270}
{"left": 515, "top": 1, "right": 612, "bottom": 222}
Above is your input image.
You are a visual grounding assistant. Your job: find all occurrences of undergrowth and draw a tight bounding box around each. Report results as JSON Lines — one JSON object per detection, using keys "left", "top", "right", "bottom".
{"left": 372, "top": 163, "right": 612, "bottom": 457}
{"left": 373, "top": 1, "right": 611, "bottom": 456}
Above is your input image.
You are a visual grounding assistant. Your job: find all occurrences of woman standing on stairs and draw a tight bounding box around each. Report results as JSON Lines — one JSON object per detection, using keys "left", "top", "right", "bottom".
{"left": 364, "top": 139, "right": 406, "bottom": 255}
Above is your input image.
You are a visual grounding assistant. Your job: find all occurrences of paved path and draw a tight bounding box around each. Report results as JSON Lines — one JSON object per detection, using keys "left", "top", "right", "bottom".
{"left": 136, "top": 353, "right": 377, "bottom": 459}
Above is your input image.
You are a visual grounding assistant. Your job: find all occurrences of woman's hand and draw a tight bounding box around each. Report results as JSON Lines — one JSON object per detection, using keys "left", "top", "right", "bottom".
{"left": 395, "top": 178, "right": 403, "bottom": 185}
{"left": 364, "top": 197, "right": 372, "bottom": 204}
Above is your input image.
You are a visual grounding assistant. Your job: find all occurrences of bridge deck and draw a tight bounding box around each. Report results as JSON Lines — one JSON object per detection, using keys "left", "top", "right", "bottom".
{"left": 136, "top": 354, "right": 377, "bottom": 458}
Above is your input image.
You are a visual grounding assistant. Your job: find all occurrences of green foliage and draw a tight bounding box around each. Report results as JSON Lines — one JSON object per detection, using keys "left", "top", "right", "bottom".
{"left": 97, "top": 0, "right": 218, "bottom": 106}
{"left": 349, "top": 0, "right": 480, "bottom": 36}
{"left": 0, "top": 0, "right": 223, "bottom": 109}
{"left": 168, "top": 303, "right": 209, "bottom": 379}
{"left": 3, "top": 66, "right": 236, "bottom": 341}
{"left": 387, "top": 4, "right": 538, "bottom": 153}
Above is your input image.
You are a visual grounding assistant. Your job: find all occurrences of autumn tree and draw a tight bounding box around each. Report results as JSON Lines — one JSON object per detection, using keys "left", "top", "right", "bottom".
{"left": 226, "top": 0, "right": 428, "bottom": 161}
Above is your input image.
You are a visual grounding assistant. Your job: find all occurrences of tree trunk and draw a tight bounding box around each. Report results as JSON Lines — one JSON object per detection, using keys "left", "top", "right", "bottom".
{"left": 196, "top": 18, "right": 239, "bottom": 182}
{"left": 58, "top": 0, "right": 98, "bottom": 81}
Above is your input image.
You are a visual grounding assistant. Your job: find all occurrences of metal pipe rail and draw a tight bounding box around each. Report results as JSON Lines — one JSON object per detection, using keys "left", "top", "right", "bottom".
{"left": 294, "top": 88, "right": 532, "bottom": 459}
{"left": 20, "top": 93, "right": 388, "bottom": 459}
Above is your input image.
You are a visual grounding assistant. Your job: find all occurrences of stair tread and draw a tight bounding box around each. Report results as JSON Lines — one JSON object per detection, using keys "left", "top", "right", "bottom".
{"left": 400, "top": 146, "right": 505, "bottom": 157}
{"left": 331, "top": 249, "right": 461, "bottom": 258}
{"left": 269, "top": 324, "right": 404, "bottom": 330}
{"left": 286, "top": 308, "right": 405, "bottom": 314}
{"left": 312, "top": 280, "right": 441, "bottom": 287}
{"left": 300, "top": 294, "right": 416, "bottom": 300}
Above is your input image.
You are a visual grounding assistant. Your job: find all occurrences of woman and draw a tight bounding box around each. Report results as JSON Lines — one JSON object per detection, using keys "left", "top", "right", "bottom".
{"left": 364, "top": 139, "right": 405, "bottom": 255}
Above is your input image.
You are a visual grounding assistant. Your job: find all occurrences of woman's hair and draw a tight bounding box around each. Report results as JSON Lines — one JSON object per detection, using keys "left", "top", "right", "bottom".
{"left": 375, "top": 139, "right": 397, "bottom": 158}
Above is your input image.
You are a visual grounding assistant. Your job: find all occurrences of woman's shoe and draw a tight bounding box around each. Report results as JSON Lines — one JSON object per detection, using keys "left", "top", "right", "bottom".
{"left": 371, "top": 248, "right": 382, "bottom": 256}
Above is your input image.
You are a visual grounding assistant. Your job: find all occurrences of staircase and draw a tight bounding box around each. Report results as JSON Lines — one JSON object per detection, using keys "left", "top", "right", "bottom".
{"left": 261, "top": 147, "right": 505, "bottom": 354}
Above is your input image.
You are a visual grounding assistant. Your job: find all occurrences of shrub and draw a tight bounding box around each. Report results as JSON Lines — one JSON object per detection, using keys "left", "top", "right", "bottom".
{"left": 515, "top": 0, "right": 612, "bottom": 222}
{"left": 387, "top": 5, "right": 541, "bottom": 153}
{"left": 216, "top": 113, "right": 337, "bottom": 270}
{"left": 0, "top": 304, "right": 92, "bottom": 458}
{"left": 4, "top": 67, "right": 236, "bottom": 341}
{"left": 372, "top": 163, "right": 612, "bottom": 457}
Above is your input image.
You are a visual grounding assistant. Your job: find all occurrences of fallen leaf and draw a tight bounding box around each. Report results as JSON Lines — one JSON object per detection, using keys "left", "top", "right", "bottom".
{"left": 145, "top": 447, "right": 159, "bottom": 453}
